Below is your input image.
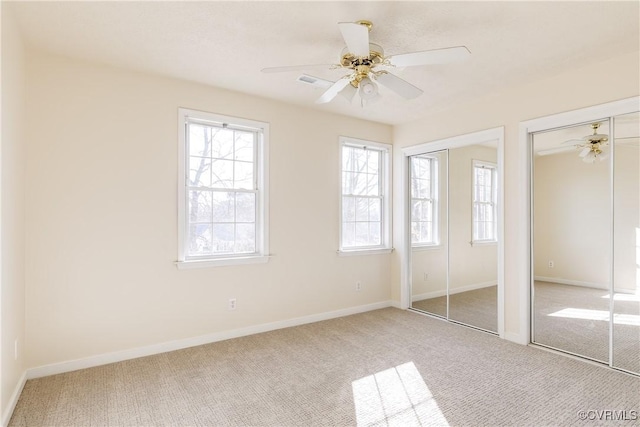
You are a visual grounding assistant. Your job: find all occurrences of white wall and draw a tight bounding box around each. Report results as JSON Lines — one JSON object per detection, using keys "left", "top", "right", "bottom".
{"left": 393, "top": 50, "right": 640, "bottom": 341}
{"left": 1, "top": 5, "right": 27, "bottom": 423}
{"left": 24, "top": 51, "right": 393, "bottom": 369}
{"left": 533, "top": 151, "right": 610, "bottom": 287}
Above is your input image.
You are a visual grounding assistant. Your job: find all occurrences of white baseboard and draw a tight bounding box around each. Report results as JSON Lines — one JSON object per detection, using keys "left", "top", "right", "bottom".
{"left": 27, "top": 300, "right": 393, "bottom": 380}
{"left": 2, "top": 371, "right": 26, "bottom": 427}
{"left": 412, "top": 280, "right": 496, "bottom": 302}
{"left": 389, "top": 300, "right": 402, "bottom": 309}
{"left": 534, "top": 276, "right": 608, "bottom": 290}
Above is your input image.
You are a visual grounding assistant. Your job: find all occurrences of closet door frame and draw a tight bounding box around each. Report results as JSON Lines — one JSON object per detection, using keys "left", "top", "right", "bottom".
{"left": 401, "top": 127, "right": 505, "bottom": 338}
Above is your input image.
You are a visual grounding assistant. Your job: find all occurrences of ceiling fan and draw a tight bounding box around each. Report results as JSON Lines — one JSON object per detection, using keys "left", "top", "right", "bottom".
{"left": 562, "top": 123, "right": 609, "bottom": 163}
{"left": 261, "top": 20, "right": 471, "bottom": 105}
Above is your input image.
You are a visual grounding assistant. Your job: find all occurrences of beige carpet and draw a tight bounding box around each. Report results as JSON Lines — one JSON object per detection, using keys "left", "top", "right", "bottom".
{"left": 10, "top": 308, "right": 640, "bottom": 426}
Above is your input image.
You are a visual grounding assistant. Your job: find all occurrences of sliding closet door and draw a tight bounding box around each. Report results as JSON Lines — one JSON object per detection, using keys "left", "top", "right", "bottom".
{"left": 612, "top": 112, "right": 640, "bottom": 375}
{"left": 447, "top": 144, "right": 498, "bottom": 332}
{"left": 531, "top": 121, "right": 612, "bottom": 362}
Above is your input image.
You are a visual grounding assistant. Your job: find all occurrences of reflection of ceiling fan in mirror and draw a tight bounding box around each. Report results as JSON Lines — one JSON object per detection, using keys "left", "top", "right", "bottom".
{"left": 562, "top": 122, "right": 609, "bottom": 163}
{"left": 261, "top": 20, "right": 471, "bottom": 106}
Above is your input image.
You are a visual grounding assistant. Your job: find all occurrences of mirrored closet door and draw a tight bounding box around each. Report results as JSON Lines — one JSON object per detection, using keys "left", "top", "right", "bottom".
{"left": 409, "top": 135, "right": 501, "bottom": 334}
{"left": 531, "top": 109, "right": 639, "bottom": 376}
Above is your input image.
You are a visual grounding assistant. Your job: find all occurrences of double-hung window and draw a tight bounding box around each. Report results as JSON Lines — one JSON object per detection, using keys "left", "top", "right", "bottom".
{"left": 472, "top": 160, "right": 497, "bottom": 244}
{"left": 177, "top": 108, "right": 269, "bottom": 267}
{"left": 339, "top": 138, "right": 391, "bottom": 253}
{"left": 410, "top": 155, "right": 439, "bottom": 246}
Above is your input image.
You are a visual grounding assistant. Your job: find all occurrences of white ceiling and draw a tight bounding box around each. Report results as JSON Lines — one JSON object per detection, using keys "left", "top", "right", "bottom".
{"left": 7, "top": 1, "right": 640, "bottom": 125}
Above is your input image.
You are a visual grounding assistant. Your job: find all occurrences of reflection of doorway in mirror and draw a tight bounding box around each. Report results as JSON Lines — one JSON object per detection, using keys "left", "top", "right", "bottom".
{"left": 532, "top": 121, "right": 612, "bottom": 363}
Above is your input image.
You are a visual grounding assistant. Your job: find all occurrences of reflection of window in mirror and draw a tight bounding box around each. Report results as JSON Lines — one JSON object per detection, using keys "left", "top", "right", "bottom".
{"left": 411, "top": 155, "right": 439, "bottom": 247}
{"left": 472, "top": 160, "right": 497, "bottom": 244}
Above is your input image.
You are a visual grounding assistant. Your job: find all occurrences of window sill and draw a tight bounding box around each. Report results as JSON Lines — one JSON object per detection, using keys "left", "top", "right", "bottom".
{"left": 176, "top": 255, "right": 271, "bottom": 269}
{"left": 412, "top": 244, "right": 443, "bottom": 252}
{"left": 471, "top": 240, "right": 497, "bottom": 247}
{"left": 337, "top": 248, "right": 393, "bottom": 257}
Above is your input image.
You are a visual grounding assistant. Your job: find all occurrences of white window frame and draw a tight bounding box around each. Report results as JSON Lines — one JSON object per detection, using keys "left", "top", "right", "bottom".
{"left": 472, "top": 160, "right": 498, "bottom": 245}
{"left": 338, "top": 137, "right": 392, "bottom": 255}
{"left": 410, "top": 154, "right": 439, "bottom": 248}
{"left": 176, "top": 108, "right": 269, "bottom": 269}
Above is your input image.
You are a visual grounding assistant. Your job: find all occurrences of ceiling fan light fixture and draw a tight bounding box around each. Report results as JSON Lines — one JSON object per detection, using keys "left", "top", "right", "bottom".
{"left": 582, "top": 151, "right": 597, "bottom": 163}
{"left": 358, "top": 77, "right": 378, "bottom": 100}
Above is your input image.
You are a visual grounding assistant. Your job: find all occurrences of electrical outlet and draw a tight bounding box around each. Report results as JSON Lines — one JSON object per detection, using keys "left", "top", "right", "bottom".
{"left": 548, "top": 260, "right": 554, "bottom": 268}
{"left": 423, "top": 272, "right": 428, "bottom": 281}
{"left": 356, "top": 281, "right": 362, "bottom": 292}
{"left": 228, "top": 298, "right": 237, "bottom": 310}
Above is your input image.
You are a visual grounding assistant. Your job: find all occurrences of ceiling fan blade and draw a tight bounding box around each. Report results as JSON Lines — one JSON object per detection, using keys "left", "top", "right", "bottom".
{"left": 261, "top": 64, "right": 336, "bottom": 73}
{"left": 338, "top": 22, "right": 370, "bottom": 57}
{"left": 388, "top": 46, "right": 471, "bottom": 67}
{"left": 561, "top": 139, "right": 585, "bottom": 145}
{"left": 316, "top": 78, "right": 351, "bottom": 104}
{"left": 339, "top": 83, "right": 358, "bottom": 102}
{"left": 375, "top": 72, "right": 423, "bottom": 99}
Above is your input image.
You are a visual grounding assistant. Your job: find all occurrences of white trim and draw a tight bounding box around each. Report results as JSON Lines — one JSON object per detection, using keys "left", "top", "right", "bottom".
{"left": 338, "top": 136, "right": 392, "bottom": 252}
{"left": 177, "top": 108, "right": 270, "bottom": 267}
{"left": 471, "top": 159, "right": 498, "bottom": 244}
{"left": 533, "top": 276, "right": 608, "bottom": 290}
{"left": 504, "top": 332, "right": 528, "bottom": 345}
{"left": 402, "top": 127, "right": 504, "bottom": 156}
{"left": 26, "top": 301, "right": 394, "bottom": 380}
{"left": 337, "top": 248, "right": 393, "bottom": 256}
{"left": 400, "top": 152, "right": 412, "bottom": 309}
{"left": 2, "top": 371, "right": 26, "bottom": 427}
{"left": 401, "top": 126, "right": 505, "bottom": 338}
{"left": 411, "top": 244, "right": 444, "bottom": 251}
{"left": 389, "top": 300, "right": 403, "bottom": 309}
{"left": 518, "top": 96, "right": 640, "bottom": 347}
{"left": 409, "top": 155, "right": 439, "bottom": 247}
{"left": 176, "top": 255, "right": 271, "bottom": 269}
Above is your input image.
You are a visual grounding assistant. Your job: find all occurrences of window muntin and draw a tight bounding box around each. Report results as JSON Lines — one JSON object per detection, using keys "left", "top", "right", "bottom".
{"left": 472, "top": 160, "right": 497, "bottom": 243}
{"left": 179, "top": 109, "right": 268, "bottom": 263}
{"left": 410, "top": 155, "right": 439, "bottom": 246}
{"left": 340, "top": 139, "right": 390, "bottom": 251}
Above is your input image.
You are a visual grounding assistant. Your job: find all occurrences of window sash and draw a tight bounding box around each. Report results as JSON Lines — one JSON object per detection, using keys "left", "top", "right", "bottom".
{"left": 340, "top": 140, "right": 390, "bottom": 251}
{"left": 472, "top": 161, "right": 497, "bottom": 243}
{"left": 179, "top": 109, "right": 267, "bottom": 263}
{"left": 411, "top": 156, "right": 438, "bottom": 246}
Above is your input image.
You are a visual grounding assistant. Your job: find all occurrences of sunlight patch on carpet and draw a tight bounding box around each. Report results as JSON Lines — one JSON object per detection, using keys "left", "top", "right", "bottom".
{"left": 352, "top": 361, "right": 449, "bottom": 427}
{"left": 549, "top": 308, "right": 640, "bottom": 326}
